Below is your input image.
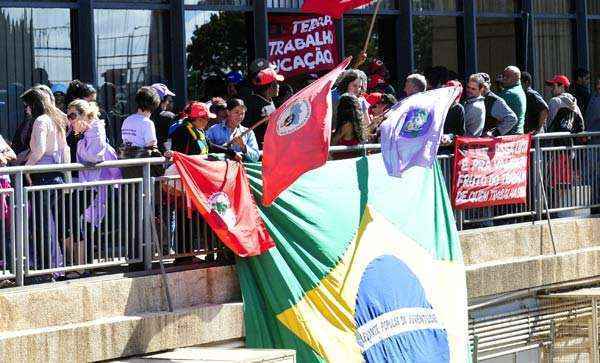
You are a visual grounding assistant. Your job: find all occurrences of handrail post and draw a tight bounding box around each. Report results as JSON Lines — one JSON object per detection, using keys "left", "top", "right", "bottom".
{"left": 143, "top": 163, "right": 153, "bottom": 271}
{"left": 534, "top": 136, "right": 543, "bottom": 221}
{"left": 14, "top": 171, "right": 25, "bottom": 286}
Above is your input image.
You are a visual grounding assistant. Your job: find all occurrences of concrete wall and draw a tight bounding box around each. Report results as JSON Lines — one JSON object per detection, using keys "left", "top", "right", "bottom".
{"left": 0, "top": 266, "right": 244, "bottom": 362}
{"left": 462, "top": 218, "right": 600, "bottom": 299}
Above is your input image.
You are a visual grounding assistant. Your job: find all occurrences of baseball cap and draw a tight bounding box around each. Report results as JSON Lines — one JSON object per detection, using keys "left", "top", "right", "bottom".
{"left": 186, "top": 101, "right": 216, "bottom": 119}
{"left": 545, "top": 74, "right": 570, "bottom": 88}
{"left": 249, "top": 58, "right": 272, "bottom": 77}
{"left": 151, "top": 83, "right": 175, "bottom": 100}
{"left": 226, "top": 71, "right": 244, "bottom": 85}
{"left": 365, "top": 92, "right": 383, "bottom": 106}
{"left": 368, "top": 74, "right": 386, "bottom": 89}
{"left": 51, "top": 84, "right": 67, "bottom": 94}
{"left": 368, "top": 58, "right": 385, "bottom": 75}
{"left": 254, "top": 68, "right": 284, "bottom": 86}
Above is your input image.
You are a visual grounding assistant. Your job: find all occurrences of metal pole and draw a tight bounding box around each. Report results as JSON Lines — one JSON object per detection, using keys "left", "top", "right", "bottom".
{"left": 143, "top": 164, "right": 153, "bottom": 271}
{"left": 549, "top": 321, "right": 556, "bottom": 363}
{"left": 534, "top": 136, "right": 543, "bottom": 221}
{"left": 593, "top": 297, "right": 599, "bottom": 363}
{"left": 537, "top": 161, "right": 557, "bottom": 255}
{"left": 143, "top": 163, "right": 173, "bottom": 312}
{"left": 471, "top": 335, "right": 478, "bottom": 362}
{"left": 14, "top": 172, "right": 24, "bottom": 286}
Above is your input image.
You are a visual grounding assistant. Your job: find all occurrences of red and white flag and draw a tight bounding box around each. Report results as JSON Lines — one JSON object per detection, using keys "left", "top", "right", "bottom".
{"left": 301, "top": 0, "right": 375, "bottom": 18}
{"left": 262, "top": 57, "right": 352, "bottom": 206}
{"left": 172, "top": 152, "right": 275, "bottom": 257}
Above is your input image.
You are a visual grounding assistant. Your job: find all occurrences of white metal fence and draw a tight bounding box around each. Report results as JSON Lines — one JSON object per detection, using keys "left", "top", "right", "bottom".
{"left": 0, "top": 132, "right": 598, "bottom": 286}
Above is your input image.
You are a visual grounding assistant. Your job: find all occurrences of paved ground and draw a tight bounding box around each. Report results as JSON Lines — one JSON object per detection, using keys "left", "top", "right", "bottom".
{"left": 111, "top": 347, "right": 296, "bottom": 363}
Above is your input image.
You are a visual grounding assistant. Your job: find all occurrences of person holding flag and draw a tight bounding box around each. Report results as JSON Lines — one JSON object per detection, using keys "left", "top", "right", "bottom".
{"left": 244, "top": 67, "right": 284, "bottom": 147}
{"left": 206, "top": 98, "right": 260, "bottom": 162}
{"left": 262, "top": 57, "right": 353, "bottom": 206}
{"left": 380, "top": 84, "right": 462, "bottom": 177}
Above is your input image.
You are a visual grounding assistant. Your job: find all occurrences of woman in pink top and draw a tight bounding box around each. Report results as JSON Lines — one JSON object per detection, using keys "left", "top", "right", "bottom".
{"left": 21, "top": 88, "right": 69, "bottom": 281}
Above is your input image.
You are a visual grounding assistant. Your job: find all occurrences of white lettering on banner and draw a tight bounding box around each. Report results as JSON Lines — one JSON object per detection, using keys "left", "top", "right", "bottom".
{"left": 272, "top": 49, "right": 335, "bottom": 73}
{"left": 269, "top": 30, "right": 335, "bottom": 56}
{"left": 355, "top": 307, "right": 445, "bottom": 352}
{"left": 292, "top": 15, "right": 333, "bottom": 34}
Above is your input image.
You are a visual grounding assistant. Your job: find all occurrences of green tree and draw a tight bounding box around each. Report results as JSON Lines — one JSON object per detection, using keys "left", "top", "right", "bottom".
{"left": 186, "top": 12, "right": 247, "bottom": 100}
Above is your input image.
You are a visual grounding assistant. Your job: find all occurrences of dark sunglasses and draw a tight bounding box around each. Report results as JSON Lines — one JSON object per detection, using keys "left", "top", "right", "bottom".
{"left": 67, "top": 112, "right": 79, "bottom": 121}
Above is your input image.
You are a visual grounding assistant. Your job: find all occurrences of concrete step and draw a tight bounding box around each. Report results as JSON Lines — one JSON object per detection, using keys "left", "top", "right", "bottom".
{"left": 114, "top": 347, "right": 296, "bottom": 363}
{"left": 0, "top": 302, "right": 244, "bottom": 363}
{"left": 0, "top": 265, "right": 240, "bottom": 333}
{"left": 467, "top": 245, "right": 600, "bottom": 299}
{"left": 460, "top": 217, "right": 600, "bottom": 265}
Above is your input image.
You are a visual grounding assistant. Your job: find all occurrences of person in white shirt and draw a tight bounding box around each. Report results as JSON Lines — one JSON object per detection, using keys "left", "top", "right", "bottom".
{"left": 21, "top": 88, "right": 70, "bottom": 179}
{"left": 20, "top": 87, "right": 69, "bottom": 279}
{"left": 121, "top": 86, "right": 160, "bottom": 149}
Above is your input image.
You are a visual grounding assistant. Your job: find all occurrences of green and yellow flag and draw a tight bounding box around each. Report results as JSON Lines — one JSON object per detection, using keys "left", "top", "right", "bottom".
{"left": 238, "top": 155, "right": 469, "bottom": 362}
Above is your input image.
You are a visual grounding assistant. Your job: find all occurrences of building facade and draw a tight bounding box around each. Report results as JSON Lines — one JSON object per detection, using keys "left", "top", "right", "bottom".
{"left": 0, "top": 0, "right": 596, "bottom": 140}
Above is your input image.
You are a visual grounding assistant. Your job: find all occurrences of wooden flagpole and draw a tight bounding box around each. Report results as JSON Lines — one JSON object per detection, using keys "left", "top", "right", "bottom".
{"left": 354, "top": 0, "right": 383, "bottom": 68}
{"left": 224, "top": 116, "right": 268, "bottom": 148}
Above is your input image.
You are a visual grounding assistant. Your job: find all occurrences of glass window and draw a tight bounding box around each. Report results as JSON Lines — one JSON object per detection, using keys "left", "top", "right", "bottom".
{"left": 186, "top": 0, "right": 249, "bottom": 5}
{"left": 412, "top": 0, "right": 458, "bottom": 12}
{"left": 344, "top": 17, "right": 381, "bottom": 62}
{"left": 267, "top": 0, "right": 395, "bottom": 9}
{"left": 413, "top": 16, "right": 459, "bottom": 83}
{"left": 589, "top": 21, "right": 600, "bottom": 80}
{"left": 0, "top": 8, "right": 72, "bottom": 140}
{"left": 94, "top": 9, "right": 168, "bottom": 137}
{"left": 533, "top": 0, "right": 573, "bottom": 14}
{"left": 186, "top": 11, "right": 249, "bottom": 101}
{"left": 589, "top": 0, "right": 600, "bottom": 14}
{"left": 477, "top": 0, "right": 517, "bottom": 13}
{"left": 534, "top": 19, "right": 573, "bottom": 97}
{"left": 477, "top": 18, "right": 517, "bottom": 80}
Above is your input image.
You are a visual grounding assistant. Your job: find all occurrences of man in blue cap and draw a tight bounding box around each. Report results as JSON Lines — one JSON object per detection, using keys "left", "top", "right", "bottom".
{"left": 150, "top": 83, "right": 177, "bottom": 152}
{"left": 226, "top": 70, "right": 252, "bottom": 100}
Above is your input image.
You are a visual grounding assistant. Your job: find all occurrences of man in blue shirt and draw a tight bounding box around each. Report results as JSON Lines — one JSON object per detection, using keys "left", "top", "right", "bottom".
{"left": 206, "top": 98, "right": 260, "bottom": 162}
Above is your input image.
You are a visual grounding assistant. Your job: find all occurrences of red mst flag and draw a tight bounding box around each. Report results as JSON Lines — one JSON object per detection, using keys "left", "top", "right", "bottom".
{"left": 262, "top": 57, "right": 352, "bottom": 206}
{"left": 172, "top": 152, "right": 275, "bottom": 257}
{"left": 301, "top": 0, "right": 375, "bottom": 18}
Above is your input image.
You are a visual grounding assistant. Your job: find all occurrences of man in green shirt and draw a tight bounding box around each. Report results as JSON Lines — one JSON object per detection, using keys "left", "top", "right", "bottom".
{"left": 499, "top": 66, "right": 527, "bottom": 134}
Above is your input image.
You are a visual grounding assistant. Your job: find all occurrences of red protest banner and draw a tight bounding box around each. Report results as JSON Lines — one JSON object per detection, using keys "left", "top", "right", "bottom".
{"left": 268, "top": 14, "right": 339, "bottom": 78}
{"left": 452, "top": 134, "right": 532, "bottom": 209}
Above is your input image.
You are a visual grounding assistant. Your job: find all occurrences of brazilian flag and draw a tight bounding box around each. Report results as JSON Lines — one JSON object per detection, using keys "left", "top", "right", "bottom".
{"left": 239, "top": 155, "right": 469, "bottom": 362}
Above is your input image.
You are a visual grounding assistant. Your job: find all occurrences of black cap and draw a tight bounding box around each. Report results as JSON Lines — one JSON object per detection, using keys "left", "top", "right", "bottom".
{"left": 249, "top": 58, "right": 270, "bottom": 77}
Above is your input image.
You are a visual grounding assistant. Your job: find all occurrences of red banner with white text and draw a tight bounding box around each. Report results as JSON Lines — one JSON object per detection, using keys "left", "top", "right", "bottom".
{"left": 268, "top": 14, "right": 339, "bottom": 78}
{"left": 452, "top": 134, "right": 532, "bottom": 209}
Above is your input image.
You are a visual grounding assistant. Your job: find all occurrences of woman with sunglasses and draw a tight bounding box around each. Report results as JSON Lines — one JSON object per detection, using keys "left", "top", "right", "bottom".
{"left": 66, "top": 100, "right": 121, "bottom": 268}
{"left": 20, "top": 87, "right": 69, "bottom": 282}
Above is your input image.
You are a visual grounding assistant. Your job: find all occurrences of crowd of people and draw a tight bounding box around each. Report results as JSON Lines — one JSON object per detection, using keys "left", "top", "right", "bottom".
{"left": 330, "top": 62, "right": 598, "bottom": 154}
{"left": 2, "top": 55, "right": 600, "bottom": 284}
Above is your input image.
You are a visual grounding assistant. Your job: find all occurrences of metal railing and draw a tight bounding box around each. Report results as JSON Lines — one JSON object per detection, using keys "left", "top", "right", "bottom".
{"left": 0, "top": 158, "right": 225, "bottom": 286}
{"left": 330, "top": 132, "right": 600, "bottom": 230}
{"left": 0, "top": 132, "right": 598, "bottom": 286}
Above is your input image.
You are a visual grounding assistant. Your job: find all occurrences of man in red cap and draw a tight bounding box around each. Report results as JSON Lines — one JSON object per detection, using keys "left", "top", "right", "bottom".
{"left": 366, "top": 92, "right": 396, "bottom": 118}
{"left": 545, "top": 74, "right": 584, "bottom": 134}
{"left": 170, "top": 102, "right": 216, "bottom": 156}
{"left": 244, "top": 66, "right": 285, "bottom": 147}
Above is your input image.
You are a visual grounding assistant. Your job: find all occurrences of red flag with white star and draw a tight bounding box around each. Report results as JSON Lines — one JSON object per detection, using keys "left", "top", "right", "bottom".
{"left": 172, "top": 152, "right": 274, "bottom": 257}
{"left": 261, "top": 57, "right": 352, "bottom": 206}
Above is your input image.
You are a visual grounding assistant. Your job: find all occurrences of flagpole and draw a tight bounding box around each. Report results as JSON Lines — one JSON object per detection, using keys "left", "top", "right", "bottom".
{"left": 355, "top": 0, "right": 383, "bottom": 68}
{"left": 224, "top": 116, "right": 269, "bottom": 148}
